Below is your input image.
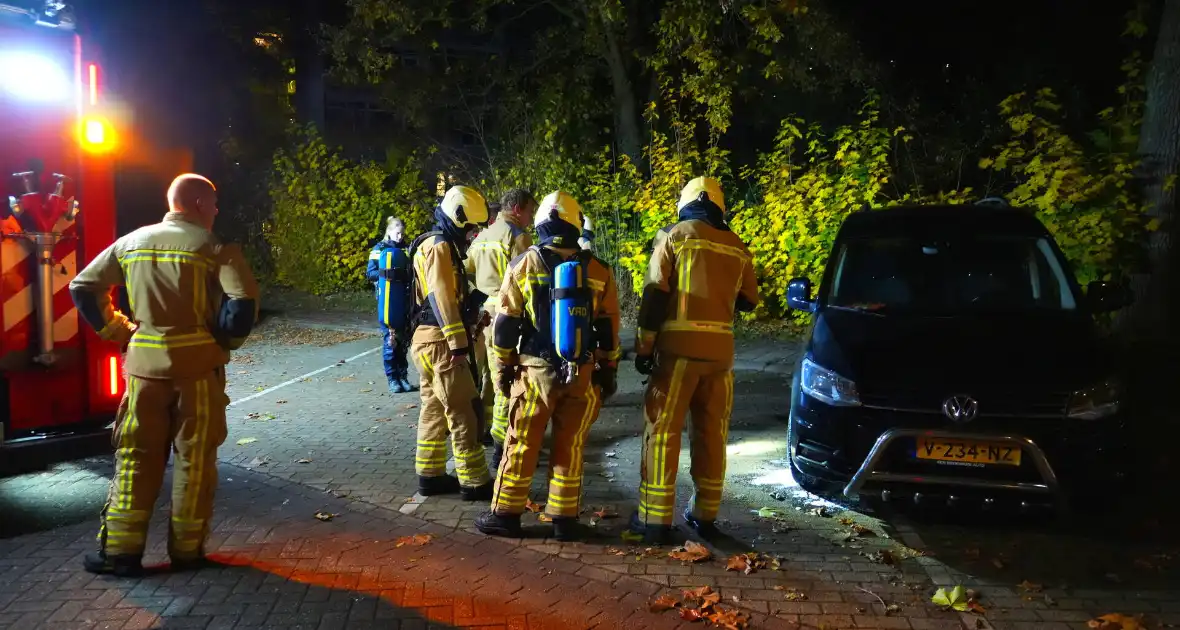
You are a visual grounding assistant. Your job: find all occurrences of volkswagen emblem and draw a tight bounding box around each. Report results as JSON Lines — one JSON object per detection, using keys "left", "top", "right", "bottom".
{"left": 942, "top": 395, "right": 979, "bottom": 423}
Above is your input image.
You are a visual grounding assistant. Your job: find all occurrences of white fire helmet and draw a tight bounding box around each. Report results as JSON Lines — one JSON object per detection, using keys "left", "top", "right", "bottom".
{"left": 677, "top": 176, "right": 726, "bottom": 214}
{"left": 439, "top": 185, "right": 489, "bottom": 229}
{"left": 533, "top": 190, "right": 583, "bottom": 232}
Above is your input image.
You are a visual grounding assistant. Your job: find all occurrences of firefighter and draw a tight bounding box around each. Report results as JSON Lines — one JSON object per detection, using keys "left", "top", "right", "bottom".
{"left": 409, "top": 185, "right": 494, "bottom": 499}
{"left": 367, "top": 216, "right": 415, "bottom": 393}
{"left": 464, "top": 188, "right": 537, "bottom": 464}
{"left": 473, "top": 191, "right": 621, "bottom": 542}
{"left": 70, "top": 173, "right": 259, "bottom": 576}
{"left": 628, "top": 176, "right": 760, "bottom": 544}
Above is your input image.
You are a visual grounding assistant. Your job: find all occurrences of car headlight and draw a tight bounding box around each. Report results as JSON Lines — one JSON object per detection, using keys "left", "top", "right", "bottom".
{"left": 800, "top": 358, "right": 861, "bottom": 407}
{"left": 1067, "top": 379, "right": 1121, "bottom": 420}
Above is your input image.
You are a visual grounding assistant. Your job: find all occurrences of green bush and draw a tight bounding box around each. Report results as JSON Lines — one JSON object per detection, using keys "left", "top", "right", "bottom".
{"left": 264, "top": 125, "right": 432, "bottom": 295}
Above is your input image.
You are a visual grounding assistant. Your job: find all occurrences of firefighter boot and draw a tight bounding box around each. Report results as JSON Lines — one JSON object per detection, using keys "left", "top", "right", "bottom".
{"left": 682, "top": 508, "right": 720, "bottom": 540}
{"left": 474, "top": 511, "right": 523, "bottom": 538}
{"left": 628, "top": 511, "right": 674, "bottom": 545}
{"left": 460, "top": 480, "right": 494, "bottom": 501}
{"left": 551, "top": 516, "right": 588, "bottom": 543}
{"left": 418, "top": 474, "right": 461, "bottom": 496}
{"left": 83, "top": 551, "right": 144, "bottom": 577}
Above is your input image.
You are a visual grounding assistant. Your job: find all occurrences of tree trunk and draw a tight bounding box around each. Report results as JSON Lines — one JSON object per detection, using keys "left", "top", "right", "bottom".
{"left": 1128, "top": 0, "right": 1180, "bottom": 340}
{"left": 602, "top": 24, "right": 643, "bottom": 167}
{"left": 294, "top": 0, "right": 325, "bottom": 132}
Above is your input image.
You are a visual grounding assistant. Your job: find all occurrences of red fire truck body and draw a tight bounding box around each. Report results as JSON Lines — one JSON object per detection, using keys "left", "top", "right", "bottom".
{"left": 0, "top": 3, "right": 123, "bottom": 456}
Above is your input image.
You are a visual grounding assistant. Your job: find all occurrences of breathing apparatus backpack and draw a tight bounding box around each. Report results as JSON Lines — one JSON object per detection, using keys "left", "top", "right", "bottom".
{"left": 524, "top": 245, "right": 594, "bottom": 384}
{"left": 376, "top": 245, "right": 411, "bottom": 330}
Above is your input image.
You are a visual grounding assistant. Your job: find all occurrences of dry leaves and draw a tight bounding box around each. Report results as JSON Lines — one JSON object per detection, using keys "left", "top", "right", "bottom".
{"left": 276, "top": 399, "right": 288, "bottom": 404}
{"left": 236, "top": 437, "right": 258, "bottom": 446}
{"left": 295, "top": 458, "right": 313, "bottom": 464}
{"left": 839, "top": 517, "right": 874, "bottom": 537}
{"left": 1088, "top": 614, "right": 1144, "bottom": 630}
{"left": 668, "top": 541, "right": 713, "bottom": 563}
{"left": 374, "top": 417, "right": 393, "bottom": 423}
{"left": 773, "top": 586, "right": 808, "bottom": 601}
{"left": 313, "top": 511, "right": 337, "bottom": 522}
{"left": 725, "top": 552, "right": 780, "bottom": 575}
{"left": 649, "top": 586, "right": 749, "bottom": 629}
{"left": 401, "top": 403, "right": 419, "bottom": 410}
{"left": 395, "top": 534, "right": 434, "bottom": 547}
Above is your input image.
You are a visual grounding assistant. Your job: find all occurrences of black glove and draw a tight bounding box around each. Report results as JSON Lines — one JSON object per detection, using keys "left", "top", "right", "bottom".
{"left": 635, "top": 354, "right": 655, "bottom": 376}
{"left": 594, "top": 363, "right": 618, "bottom": 400}
{"left": 497, "top": 363, "right": 518, "bottom": 397}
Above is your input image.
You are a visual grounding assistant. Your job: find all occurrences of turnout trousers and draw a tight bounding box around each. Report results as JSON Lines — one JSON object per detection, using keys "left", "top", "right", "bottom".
{"left": 411, "top": 338, "right": 491, "bottom": 488}
{"left": 491, "top": 365, "right": 602, "bottom": 517}
{"left": 97, "top": 366, "right": 230, "bottom": 560}
{"left": 638, "top": 354, "right": 734, "bottom": 526}
{"left": 380, "top": 322, "right": 410, "bottom": 382}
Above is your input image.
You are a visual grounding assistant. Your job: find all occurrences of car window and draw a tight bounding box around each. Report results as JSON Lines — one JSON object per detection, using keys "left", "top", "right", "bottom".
{"left": 826, "top": 234, "right": 1078, "bottom": 313}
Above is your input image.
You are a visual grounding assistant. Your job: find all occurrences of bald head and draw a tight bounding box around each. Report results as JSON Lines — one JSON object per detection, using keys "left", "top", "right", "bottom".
{"left": 167, "top": 173, "right": 218, "bottom": 230}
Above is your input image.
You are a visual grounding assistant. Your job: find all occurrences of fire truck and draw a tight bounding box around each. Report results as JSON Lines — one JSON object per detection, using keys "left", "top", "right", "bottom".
{"left": 0, "top": 2, "right": 123, "bottom": 464}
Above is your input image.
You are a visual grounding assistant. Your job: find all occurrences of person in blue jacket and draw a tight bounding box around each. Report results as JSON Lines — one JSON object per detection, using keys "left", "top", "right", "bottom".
{"left": 367, "top": 217, "right": 415, "bottom": 393}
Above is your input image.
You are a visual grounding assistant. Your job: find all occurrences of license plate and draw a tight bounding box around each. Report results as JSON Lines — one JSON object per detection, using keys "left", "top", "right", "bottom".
{"left": 915, "top": 438, "right": 1022, "bottom": 466}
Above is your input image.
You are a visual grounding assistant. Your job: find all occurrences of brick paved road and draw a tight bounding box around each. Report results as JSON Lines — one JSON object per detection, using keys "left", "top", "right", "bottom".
{"left": 3, "top": 317, "right": 1178, "bottom": 629}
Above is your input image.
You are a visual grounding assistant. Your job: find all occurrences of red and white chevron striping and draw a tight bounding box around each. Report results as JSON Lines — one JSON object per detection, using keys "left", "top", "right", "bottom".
{"left": 1, "top": 218, "right": 80, "bottom": 357}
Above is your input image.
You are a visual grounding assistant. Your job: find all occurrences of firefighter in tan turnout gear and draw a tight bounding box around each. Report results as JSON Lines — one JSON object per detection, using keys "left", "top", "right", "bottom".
{"left": 474, "top": 191, "right": 621, "bottom": 542}
{"left": 70, "top": 174, "right": 260, "bottom": 576}
{"left": 409, "top": 185, "right": 495, "bottom": 500}
{"left": 627, "top": 176, "right": 760, "bottom": 544}
{"left": 463, "top": 188, "right": 537, "bottom": 467}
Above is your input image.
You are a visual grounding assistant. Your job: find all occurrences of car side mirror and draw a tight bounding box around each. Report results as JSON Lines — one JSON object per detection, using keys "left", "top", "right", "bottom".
{"left": 1085, "top": 281, "right": 1133, "bottom": 313}
{"left": 787, "top": 278, "right": 817, "bottom": 313}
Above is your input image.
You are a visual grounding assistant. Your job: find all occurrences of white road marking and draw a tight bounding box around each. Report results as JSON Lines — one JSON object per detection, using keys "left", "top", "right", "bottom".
{"left": 228, "top": 346, "right": 381, "bottom": 408}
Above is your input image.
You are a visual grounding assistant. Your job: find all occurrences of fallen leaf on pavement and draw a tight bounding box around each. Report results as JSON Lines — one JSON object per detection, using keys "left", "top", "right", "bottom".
{"left": 594, "top": 506, "right": 618, "bottom": 519}
{"left": 1088, "top": 614, "right": 1144, "bottom": 630}
{"left": 395, "top": 534, "right": 434, "bottom": 547}
{"left": 866, "top": 550, "right": 896, "bottom": 565}
{"left": 783, "top": 590, "right": 808, "bottom": 602}
{"left": 649, "top": 594, "right": 678, "bottom": 613}
{"left": 669, "top": 541, "right": 712, "bottom": 563}
{"left": 725, "top": 552, "right": 779, "bottom": 575}
{"left": 679, "top": 607, "right": 704, "bottom": 621}
{"left": 236, "top": 438, "right": 258, "bottom": 446}
{"left": 247, "top": 456, "right": 270, "bottom": 468}
{"left": 337, "top": 375, "right": 356, "bottom": 382}
{"left": 360, "top": 388, "right": 373, "bottom": 393}
{"left": 276, "top": 399, "right": 288, "bottom": 404}
{"left": 401, "top": 403, "right": 418, "bottom": 410}
{"left": 704, "top": 607, "right": 749, "bottom": 630}
{"left": 314, "top": 512, "right": 337, "bottom": 522}
{"left": 374, "top": 417, "right": 393, "bottom": 422}
{"left": 605, "top": 451, "right": 617, "bottom": 458}
{"left": 295, "top": 458, "right": 313, "bottom": 464}
{"left": 931, "top": 586, "right": 971, "bottom": 613}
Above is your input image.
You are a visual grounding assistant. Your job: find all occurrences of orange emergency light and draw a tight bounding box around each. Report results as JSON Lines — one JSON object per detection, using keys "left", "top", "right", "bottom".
{"left": 79, "top": 62, "right": 116, "bottom": 153}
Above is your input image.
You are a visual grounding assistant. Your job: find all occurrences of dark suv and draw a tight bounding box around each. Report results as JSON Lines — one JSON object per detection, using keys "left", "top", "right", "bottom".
{"left": 785, "top": 204, "right": 1131, "bottom": 512}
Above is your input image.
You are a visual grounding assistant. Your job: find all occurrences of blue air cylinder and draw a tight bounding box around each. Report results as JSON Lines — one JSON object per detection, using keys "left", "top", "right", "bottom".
{"left": 552, "top": 260, "right": 591, "bottom": 364}
{"left": 378, "top": 248, "right": 410, "bottom": 329}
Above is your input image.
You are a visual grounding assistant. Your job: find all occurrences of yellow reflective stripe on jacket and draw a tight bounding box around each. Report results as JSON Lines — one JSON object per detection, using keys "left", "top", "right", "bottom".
{"left": 661, "top": 321, "right": 734, "bottom": 334}
{"left": 672, "top": 238, "right": 751, "bottom": 261}
{"left": 128, "top": 331, "right": 218, "bottom": 349}
{"left": 469, "top": 241, "right": 510, "bottom": 277}
{"left": 118, "top": 249, "right": 215, "bottom": 267}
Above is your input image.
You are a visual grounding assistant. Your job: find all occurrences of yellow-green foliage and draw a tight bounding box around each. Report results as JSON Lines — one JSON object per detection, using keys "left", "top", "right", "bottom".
{"left": 729, "top": 96, "right": 894, "bottom": 321}
{"left": 977, "top": 56, "right": 1151, "bottom": 285}
{"left": 265, "top": 125, "right": 431, "bottom": 295}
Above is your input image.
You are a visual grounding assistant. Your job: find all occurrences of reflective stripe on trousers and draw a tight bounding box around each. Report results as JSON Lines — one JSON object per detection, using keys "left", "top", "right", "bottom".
{"left": 491, "top": 366, "right": 601, "bottom": 517}
{"left": 638, "top": 355, "right": 734, "bottom": 526}
{"left": 97, "top": 367, "right": 230, "bottom": 558}
{"left": 410, "top": 339, "right": 490, "bottom": 487}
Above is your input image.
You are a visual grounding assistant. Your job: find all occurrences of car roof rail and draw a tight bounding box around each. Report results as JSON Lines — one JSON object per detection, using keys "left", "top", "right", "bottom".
{"left": 975, "top": 196, "right": 1009, "bottom": 207}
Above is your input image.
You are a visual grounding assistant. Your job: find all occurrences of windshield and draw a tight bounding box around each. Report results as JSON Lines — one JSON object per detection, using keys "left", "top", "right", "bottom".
{"left": 824, "top": 234, "right": 1079, "bottom": 313}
